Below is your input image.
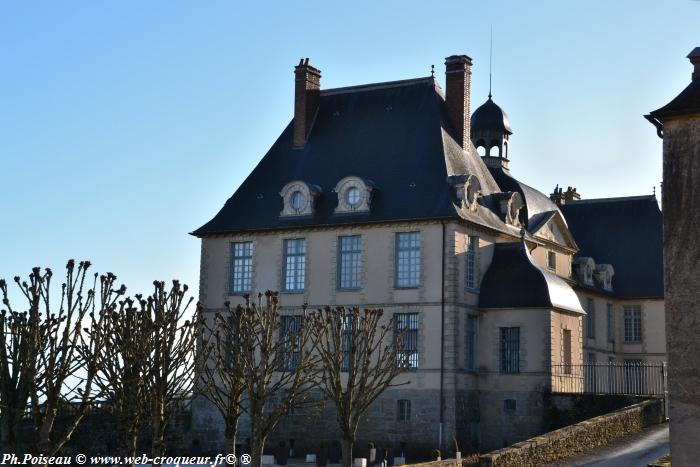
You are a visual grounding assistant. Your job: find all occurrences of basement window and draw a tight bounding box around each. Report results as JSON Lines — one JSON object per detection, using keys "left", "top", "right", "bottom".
{"left": 503, "top": 399, "right": 517, "bottom": 412}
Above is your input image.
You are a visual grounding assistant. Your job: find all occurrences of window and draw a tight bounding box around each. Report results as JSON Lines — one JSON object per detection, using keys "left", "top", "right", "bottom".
{"left": 346, "top": 186, "right": 360, "bottom": 206}
{"left": 395, "top": 313, "right": 419, "bottom": 369}
{"left": 279, "top": 315, "right": 302, "bottom": 371}
{"left": 283, "top": 239, "right": 306, "bottom": 292}
{"left": 547, "top": 251, "right": 556, "bottom": 271}
{"left": 503, "top": 399, "right": 517, "bottom": 412}
{"left": 500, "top": 327, "right": 520, "bottom": 374}
{"left": 586, "top": 298, "right": 595, "bottom": 339}
{"left": 562, "top": 329, "right": 572, "bottom": 374}
{"left": 290, "top": 190, "right": 304, "bottom": 211}
{"left": 466, "top": 316, "right": 477, "bottom": 372}
{"left": 224, "top": 315, "right": 237, "bottom": 368}
{"left": 466, "top": 235, "right": 479, "bottom": 290}
{"left": 623, "top": 305, "right": 642, "bottom": 343}
{"left": 230, "top": 242, "right": 253, "bottom": 293}
{"left": 606, "top": 303, "right": 614, "bottom": 343}
{"left": 395, "top": 232, "right": 420, "bottom": 288}
{"left": 341, "top": 314, "right": 353, "bottom": 372}
{"left": 397, "top": 399, "right": 411, "bottom": 421}
{"left": 338, "top": 235, "right": 362, "bottom": 290}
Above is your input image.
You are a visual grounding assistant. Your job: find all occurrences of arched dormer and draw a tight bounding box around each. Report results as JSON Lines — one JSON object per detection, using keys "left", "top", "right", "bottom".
{"left": 333, "top": 176, "right": 374, "bottom": 214}
{"left": 573, "top": 257, "right": 595, "bottom": 286}
{"left": 279, "top": 181, "right": 321, "bottom": 217}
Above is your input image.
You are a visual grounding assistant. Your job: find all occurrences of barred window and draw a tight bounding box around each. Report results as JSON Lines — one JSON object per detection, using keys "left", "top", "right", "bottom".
{"left": 230, "top": 242, "right": 253, "bottom": 293}
{"left": 586, "top": 298, "right": 595, "bottom": 339}
{"left": 338, "top": 235, "right": 362, "bottom": 290}
{"left": 395, "top": 232, "right": 420, "bottom": 288}
{"left": 283, "top": 239, "right": 306, "bottom": 292}
{"left": 340, "top": 314, "right": 355, "bottom": 372}
{"left": 279, "top": 315, "right": 302, "bottom": 371}
{"left": 503, "top": 399, "right": 517, "bottom": 412}
{"left": 623, "top": 305, "right": 642, "bottom": 343}
{"left": 397, "top": 399, "right": 411, "bottom": 421}
{"left": 607, "top": 303, "right": 614, "bottom": 343}
{"left": 562, "top": 329, "right": 572, "bottom": 374}
{"left": 500, "top": 327, "right": 520, "bottom": 374}
{"left": 395, "top": 313, "right": 419, "bottom": 369}
{"left": 466, "top": 235, "right": 479, "bottom": 290}
{"left": 466, "top": 315, "right": 477, "bottom": 372}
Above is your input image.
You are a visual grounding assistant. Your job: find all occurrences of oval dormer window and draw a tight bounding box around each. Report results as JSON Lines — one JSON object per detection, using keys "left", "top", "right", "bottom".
{"left": 291, "top": 190, "right": 304, "bottom": 211}
{"left": 346, "top": 186, "right": 360, "bottom": 206}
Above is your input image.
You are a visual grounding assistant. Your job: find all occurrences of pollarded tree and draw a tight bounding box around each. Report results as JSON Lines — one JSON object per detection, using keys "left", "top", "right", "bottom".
{"left": 233, "top": 292, "right": 322, "bottom": 467}
{"left": 313, "top": 307, "right": 410, "bottom": 467}
{"left": 0, "top": 261, "right": 124, "bottom": 456}
{"left": 197, "top": 303, "right": 246, "bottom": 456}
{"left": 139, "top": 280, "right": 199, "bottom": 457}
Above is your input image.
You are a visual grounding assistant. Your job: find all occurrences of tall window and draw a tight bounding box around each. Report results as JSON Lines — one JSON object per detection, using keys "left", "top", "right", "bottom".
{"left": 397, "top": 399, "right": 411, "bottom": 421}
{"left": 338, "top": 235, "right": 362, "bottom": 290}
{"left": 279, "top": 315, "right": 302, "bottom": 371}
{"left": 466, "top": 235, "right": 479, "bottom": 290}
{"left": 606, "top": 303, "right": 614, "bottom": 343}
{"left": 562, "top": 329, "right": 572, "bottom": 374}
{"left": 341, "top": 314, "right": 353, "bottom": 372}
{"left": 466, "top": 315, "right": 477, "bottom": 372}
{"left": 547, "top": 251, "right": 556, "bottom": 270}
{"left": 395, "top": 313, "right": 419, "bottom": 369}
{"left": 623, "top": 305, "right": 642, "bottom": 343}
{"left": 586, "top": 298, "right": 595, "bottom": 339}
{"left": 500, "top": 327, "right": 520, "bottom": 374}
{"left": 230, "top": 242, "right": 253, "bottom": 293}
{"left": 283, "top": 239, "right": 306, "bottom": 292}
{"left": 395, "top": 232, "right": 420, "bottom": 288}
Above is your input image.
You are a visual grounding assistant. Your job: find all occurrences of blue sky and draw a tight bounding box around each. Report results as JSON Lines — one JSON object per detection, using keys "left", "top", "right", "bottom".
{"left": 1, "top": 1, "right": 697, "bottom": 302}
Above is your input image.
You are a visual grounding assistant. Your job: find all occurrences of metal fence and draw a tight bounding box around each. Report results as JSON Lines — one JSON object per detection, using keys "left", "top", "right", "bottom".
{"left": 551, "top": 362, "right": 668, "bottom": 396}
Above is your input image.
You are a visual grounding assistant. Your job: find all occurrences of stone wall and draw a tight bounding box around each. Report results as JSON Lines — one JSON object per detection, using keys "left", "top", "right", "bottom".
{"left": 477, "top": 399, "right": 664, "bottom": 466}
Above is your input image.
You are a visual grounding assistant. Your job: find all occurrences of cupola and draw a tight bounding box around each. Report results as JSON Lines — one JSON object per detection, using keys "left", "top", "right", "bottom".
{"left": 471, "top": 96, "right": 513, "bottom": 170}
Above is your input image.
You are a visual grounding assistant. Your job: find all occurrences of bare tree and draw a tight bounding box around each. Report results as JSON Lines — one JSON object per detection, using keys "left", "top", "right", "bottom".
{"left": 197, "top": 303, "right": 245, "bottom": 456}
{"left": 313, "top": 307, "right": 409, "bottom": 467}
{"left": 139, "top": 280, "right": 198, "bottom": 457}
{"left": 90, "top": 296, "right": 150, "bottom": 459}
{"left": 232, "top": 292, "right": 321, "bottom": 467}
{"left": 0, "top": 261, "right": 123, "bottom": 456}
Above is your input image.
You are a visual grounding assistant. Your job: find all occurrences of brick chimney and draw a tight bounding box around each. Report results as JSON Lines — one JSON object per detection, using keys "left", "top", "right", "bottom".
{"left": 445, "top": 55, "right": 473, "bottom": 150}
{"left": 293, "top": 58, "right": 321, "bottom": 148}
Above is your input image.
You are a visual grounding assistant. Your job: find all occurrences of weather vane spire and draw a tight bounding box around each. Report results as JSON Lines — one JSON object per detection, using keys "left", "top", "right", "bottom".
{"left": 489, "top": 25, "right": 493, "bottom": 99}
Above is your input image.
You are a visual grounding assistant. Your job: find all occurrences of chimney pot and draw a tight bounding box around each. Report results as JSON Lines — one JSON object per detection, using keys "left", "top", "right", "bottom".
{"left": 444, "top": 55, "right": 474, "bottom": 150}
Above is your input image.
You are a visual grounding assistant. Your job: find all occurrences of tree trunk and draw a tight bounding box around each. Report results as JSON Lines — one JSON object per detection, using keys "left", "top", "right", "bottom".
{"left": 341, "top": 438, "right": 355, "bottom": 467}
{"left": 225, "top": 415, "right": 239, "bottom": 456}
{"left": 250, "top": 432, "right": 267, "bottom": 467}
{"left": 151, "top": 408, "right": 167, "bottom": 457}
{"left": 0, "top": 413, "right": 17, "bottom": 454}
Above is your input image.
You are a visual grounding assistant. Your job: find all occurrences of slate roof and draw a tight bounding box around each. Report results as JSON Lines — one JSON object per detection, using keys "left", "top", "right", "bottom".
{"left": 560, "top": 196, "right": 663, "bottom": 299}
{"left": 487, "top": 166, "right": 567, "bottom": 232}
{"left": 479, "top": 240, "right": 584, "bottom": 314}
{"left": 471, "top": 97, "right": 513, "bottom": 134}
{"left": 649, "top": 47, "right": 700, "bottom": 119}
{"left": 193, "top": 77, "right": 507, "bottom": 236}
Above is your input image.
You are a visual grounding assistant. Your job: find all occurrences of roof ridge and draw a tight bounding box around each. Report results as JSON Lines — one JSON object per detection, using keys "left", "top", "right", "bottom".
{"left": 321, "top": 76, "right": 434, "bottom": 96}
{"left": 566, "top": 195, "right": 655, "bottom": 205}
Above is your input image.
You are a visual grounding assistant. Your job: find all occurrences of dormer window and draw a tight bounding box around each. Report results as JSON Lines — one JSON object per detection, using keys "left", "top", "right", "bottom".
{"left": 594, "top": 264, "right": 615, "bottom": 291}
{"left": 334, "top": 176, "right": 374, "bottom": 214}
{"left": 573, "top": 257, "right": 595, "bottom": 286}
{"left": 280, "top": 181, "right": 321, "bottom": 217}
{"left": 446, "top": 174, "right": 481, "bottom": 213}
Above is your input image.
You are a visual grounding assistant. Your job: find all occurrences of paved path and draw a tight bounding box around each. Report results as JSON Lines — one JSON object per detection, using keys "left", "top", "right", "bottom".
{"left": 545, "top": 422, "right": 669, "bottom": 467}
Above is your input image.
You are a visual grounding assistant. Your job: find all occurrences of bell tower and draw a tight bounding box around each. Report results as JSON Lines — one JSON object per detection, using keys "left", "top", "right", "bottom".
{"left": 470, "top": 95, "right": 513, "bottom": 170}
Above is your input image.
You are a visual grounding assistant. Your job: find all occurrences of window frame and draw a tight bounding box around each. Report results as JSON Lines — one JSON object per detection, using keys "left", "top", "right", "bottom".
{"left": 547, "top": 251, "right": 557, "bottom": 271}
{"left": 586, "top": 298, "right": 595, "bottom": 339}
{"left": 466, "top": 315, "right": 477, "bottom": 373}
{"left": 282, "top": 238, "right": 306, "bottom": 293}
{"left": 337, "top": 235, "right": 362, "bottom": 290}
{"left": 606, "top": 303, "right": 614, "bottom": 343}
{"left": 229, "top": 241, "right": 254, "bottom": 294}
{"left": 623, "top": 305, "right": 642, "bottom": 343}
{"left": 279, "top": 315, "right": 303, "bottom": 372}
{"left": 499, "top": 327, "right": 520, "bottom": 374}
{"left": 394, "top": 232, "right": 421, "bottom": 289}
{"left": 397, "top": 399, "right": 411, "bottom": 422}
{"left": 395, "top": 312, "right": 419, "bottom": 369}
{"left": 466, "top": 235, "right": 479, "bottom": 291}
{"left": 562, "top": 328, "right": 572, "bottom": 374}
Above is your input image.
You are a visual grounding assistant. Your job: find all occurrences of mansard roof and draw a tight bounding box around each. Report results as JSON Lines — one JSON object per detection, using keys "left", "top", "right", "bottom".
{"left": 560, "top": 195, "right": 663, "bottom": 299}
{"left": 192, "top": 77, "right": 507, "bottom": 236}
{"left": 479, "top": 240, "right": 584, "bottom": 314}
